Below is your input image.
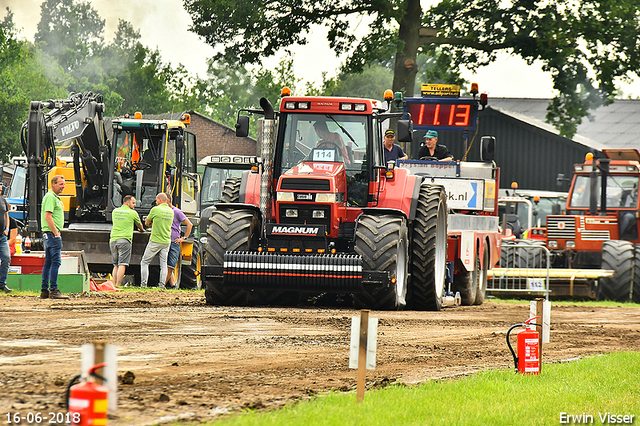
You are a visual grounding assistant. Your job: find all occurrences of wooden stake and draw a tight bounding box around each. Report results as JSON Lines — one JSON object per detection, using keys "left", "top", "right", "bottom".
{"left": 535, "top": 299, "right": 544, "bottom": 373}
{"left": 356, "top": 309, "right": 369, "bottom": 403}
{"left": 93, "top": 340, "right": 107, "bottom": 385}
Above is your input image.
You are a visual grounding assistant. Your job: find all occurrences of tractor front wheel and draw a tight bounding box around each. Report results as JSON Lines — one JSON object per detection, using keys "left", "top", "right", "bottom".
{"left": 353, "top": 214, "right": 409, "bottom": 310}
{"left": 204, "top": 209, "right": 258, "bottom": 305}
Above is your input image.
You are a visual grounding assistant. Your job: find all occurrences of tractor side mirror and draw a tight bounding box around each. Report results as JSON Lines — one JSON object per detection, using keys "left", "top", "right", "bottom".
{"left": 396, "top": 120, "right": 413, "bottom": 142}
{"left": 480, "top": 136, "right": 496, "bottom": 162}
{"left": 236, "top": 115, "right": 250, "bottom": 138}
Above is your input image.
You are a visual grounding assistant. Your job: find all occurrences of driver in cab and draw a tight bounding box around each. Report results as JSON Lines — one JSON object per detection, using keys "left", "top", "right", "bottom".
{"left": 314, "top": 121, "right": 351, "bottom": 166}
{"left": 418, "top": 130, "right": 453, "bottom": 161}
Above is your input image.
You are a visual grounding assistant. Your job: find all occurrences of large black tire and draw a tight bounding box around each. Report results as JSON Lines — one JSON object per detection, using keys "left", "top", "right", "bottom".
{"left": 353, "top": 214, "right": 409, "bottom": 310}
{"left": 204, "top": 209, "right": 259, "bottom": 305}
{"left": 409, "top": 184, "right": 447, "bottom": 311}
{"left": 221, "top": 177, "right": 242, "bottom": 203}
{"left": 453, "top": 260, "right": 477, "bottom": 306}
{"left": 180, "top": 241, "right": 202, "bottom": 289}
{"left": 474, "top": 243, "right": 489, "bottom": 305}
{"left": 599, "top": 240, "right": 635, "bottom": 302}
{"left": 500, "top": 239, "right": 546, "bottom": 269}
{"left": 633, "top": 245, "right": 640, "bottom": 303}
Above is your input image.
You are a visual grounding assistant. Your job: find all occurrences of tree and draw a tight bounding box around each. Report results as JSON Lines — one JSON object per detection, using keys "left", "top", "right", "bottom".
{"left": 0, "top": 8, "right": 67, "bottom": 161}
{"left": 183, "top": 0, "right": 640, "bottom": 138}
{"left": 34, "top": 0, "right": 105, "bottom": 73}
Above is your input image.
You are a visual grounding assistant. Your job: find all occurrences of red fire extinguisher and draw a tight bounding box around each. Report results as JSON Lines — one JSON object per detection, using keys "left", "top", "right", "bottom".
{"left": 507, "top": 316, "right": 541, "bottom": 375}
{"left": 66, "top": 363, "right": 109, "bottom": 425}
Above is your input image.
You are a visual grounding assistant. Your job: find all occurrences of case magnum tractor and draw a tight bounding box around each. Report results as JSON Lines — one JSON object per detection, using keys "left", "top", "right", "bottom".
{"left": 545, "top": 149, "right": 640, "bottom": 302}
{"left": 22, "top": 92, "right": 202, "bottom": 287}
{"left": 203, "top": 91, "right": 450, "bottom": 310}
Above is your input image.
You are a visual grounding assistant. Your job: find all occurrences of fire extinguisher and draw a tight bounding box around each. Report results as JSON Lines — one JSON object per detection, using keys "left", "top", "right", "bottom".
{"left": 66, "top": 363, "right": 109, "bottom": 425}
{"left": 507, "top": 316, "right": 541, "bottom": 375}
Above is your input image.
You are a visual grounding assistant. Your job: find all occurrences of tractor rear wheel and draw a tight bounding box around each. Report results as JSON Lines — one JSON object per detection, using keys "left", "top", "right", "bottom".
{"left": 599, "top": 240, "right": 635, "bottom": 302}
{"left": 353, "top": 214, "right": 409, "bottom": 310}
{"left": 221, "top": 177, "right": 242, "bottom": 203}
{"left": 181, "top": 242, "right": 202, "bottom": 289}
{"left": 409, "top": 184, "right": 447, "bottom": 311}
{"left": 204, "top": 209, "right": 258, "bottom": 305}
{"left": 453, "top": 254, "right": 477, "bottom": 306}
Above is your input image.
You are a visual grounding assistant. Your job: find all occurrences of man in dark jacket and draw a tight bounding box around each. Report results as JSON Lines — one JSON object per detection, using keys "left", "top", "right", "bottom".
{"left": 418, "top": 130, "right": 453, "bottom": 161}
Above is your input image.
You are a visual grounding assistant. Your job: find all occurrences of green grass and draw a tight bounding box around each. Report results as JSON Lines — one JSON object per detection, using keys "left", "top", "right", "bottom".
{"left": 0, "top": 287, "right": 201, "bottom": 297}
{"left": 488, "top": 297, "right": 640, "bottom": 308}
{"left": 201, "top": 352, "right": 640, "bottom": 426}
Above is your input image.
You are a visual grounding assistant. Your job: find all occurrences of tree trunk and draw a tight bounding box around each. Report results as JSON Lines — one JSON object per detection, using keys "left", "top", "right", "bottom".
{"left": 392, "top": 0, "right": 422, "bottom": 98}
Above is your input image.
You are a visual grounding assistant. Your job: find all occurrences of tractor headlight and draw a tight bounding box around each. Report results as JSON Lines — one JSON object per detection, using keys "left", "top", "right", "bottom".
{"left": 312, "top": 210, "right": 325, "bottom": 219}
{"left": 315, "top": 193, "right": 337, "bottom": 203}
{"left": 566, "top": 241, "right": 575, "bottom": 248}
{"left": 285, "top": 209, "right": 299, "bottom": 218}
{"left": 548, "top": 240, "right": 558, "bottom": 248}
{"left": 278, "top": 192, "right": 295, "bottom": 202}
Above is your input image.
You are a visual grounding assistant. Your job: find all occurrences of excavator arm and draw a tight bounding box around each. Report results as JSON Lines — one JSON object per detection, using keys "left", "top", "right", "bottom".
{"left": 21, "top": 92, "right": 111, "bottom": 233}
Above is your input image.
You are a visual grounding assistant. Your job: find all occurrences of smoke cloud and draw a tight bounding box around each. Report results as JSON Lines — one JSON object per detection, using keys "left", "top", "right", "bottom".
{"left": 0, "top": 0, "right": 215, "bottom": 77}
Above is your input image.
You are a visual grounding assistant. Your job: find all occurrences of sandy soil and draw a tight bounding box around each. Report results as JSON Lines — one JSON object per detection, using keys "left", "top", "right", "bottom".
{"left": 1, "top": 291, "right": 639, "bottom": 425}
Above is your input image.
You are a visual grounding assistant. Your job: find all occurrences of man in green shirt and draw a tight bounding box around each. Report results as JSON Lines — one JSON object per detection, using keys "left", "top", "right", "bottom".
{"left": 110, "top": 195, "right": 145, "bottom": 287}
{"left": 140, "top": 192, "right": 174, "bottom": 288}
{"left": 41, "top": 175, "right": 68, "bottom": 299}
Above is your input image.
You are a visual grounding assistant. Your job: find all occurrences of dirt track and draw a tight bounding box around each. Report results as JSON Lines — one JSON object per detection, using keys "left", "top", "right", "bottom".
{"left": 1, "top": 291, "right": 639, "bottom": 425}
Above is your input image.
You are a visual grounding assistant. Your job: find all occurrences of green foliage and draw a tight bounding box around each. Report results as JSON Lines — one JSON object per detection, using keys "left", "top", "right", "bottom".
{"left": 0, "top": 0, "right": 200, "bottom": 156}
{"left": 425, "top": 0, "right": 640, "bottom": 137}
{"left": 184, "top": 0, "right": 640, "bottom": 138}
{"left": 0, "top": 10, "right": 67, "bottom": 162}
{"left": 35, "top": 0, "right": 105, "bottom": 73}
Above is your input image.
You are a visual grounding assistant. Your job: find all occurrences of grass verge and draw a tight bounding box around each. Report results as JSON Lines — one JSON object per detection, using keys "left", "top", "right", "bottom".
{"left": 488, "top": 298, "right": 640, "bottom": 308}
{"left": 201, "top": 351, "right": 640, "bottom": 426}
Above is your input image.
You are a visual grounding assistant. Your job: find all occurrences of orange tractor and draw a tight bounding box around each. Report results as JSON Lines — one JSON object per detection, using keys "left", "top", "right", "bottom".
{"left": 545, "top": 149, "right": 640, "bottom": 301}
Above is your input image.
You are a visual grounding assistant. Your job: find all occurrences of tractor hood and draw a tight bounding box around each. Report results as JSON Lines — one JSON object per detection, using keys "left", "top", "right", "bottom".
{"left": 278, "top": 161, "right": 347, "bottom": 194}
{"left": 284, "top": 161, "right": 345, "bottom": 177}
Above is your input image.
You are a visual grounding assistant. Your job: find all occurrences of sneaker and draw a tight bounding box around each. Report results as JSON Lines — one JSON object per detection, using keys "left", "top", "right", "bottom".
{"left": 40, "top": 289, "right": 50, "bottom": 299}
{"left": 0, "top": 286, "right": 12, "bottom": 293}
{"left": 49, "top": 289, "right": 69, "bottom": 300}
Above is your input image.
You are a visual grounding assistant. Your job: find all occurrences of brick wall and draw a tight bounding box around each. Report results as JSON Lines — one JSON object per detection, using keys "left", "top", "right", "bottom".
{"left": 187, "top": 111, "right": 257, "bottom": 160}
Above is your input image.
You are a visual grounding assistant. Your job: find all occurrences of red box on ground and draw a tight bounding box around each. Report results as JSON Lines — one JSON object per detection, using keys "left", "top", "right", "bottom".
{"left": 10, "top": 253, "right": 46, "bottom": 274}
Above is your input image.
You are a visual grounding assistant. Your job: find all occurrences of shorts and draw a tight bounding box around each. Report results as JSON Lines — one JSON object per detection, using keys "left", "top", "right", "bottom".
{"left": 110, "top": 239, "right": 132, "bottom": 266}
{"left": 167, "top": 241, "right": 180, "bottom": 269}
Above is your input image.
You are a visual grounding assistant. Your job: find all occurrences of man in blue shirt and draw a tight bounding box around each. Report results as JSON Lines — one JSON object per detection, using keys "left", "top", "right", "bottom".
{"left": 383, "top": 129, "right": 407, "bottom": 163}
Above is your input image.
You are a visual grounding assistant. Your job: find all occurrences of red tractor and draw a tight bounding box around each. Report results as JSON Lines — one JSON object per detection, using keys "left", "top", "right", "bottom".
{"left": 546, "top": 149, "right": 640, "bottom": 301}
{"left": 202, "top": 92, "right": 451, "bottom": 310}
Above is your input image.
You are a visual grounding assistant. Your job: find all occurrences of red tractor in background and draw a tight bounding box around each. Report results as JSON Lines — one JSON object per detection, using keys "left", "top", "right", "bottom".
{"left": 203, "top": 91, "right": 451, "bottom": 310}
{"left": 545, "top": 149, "right": 640, "bottom": 302}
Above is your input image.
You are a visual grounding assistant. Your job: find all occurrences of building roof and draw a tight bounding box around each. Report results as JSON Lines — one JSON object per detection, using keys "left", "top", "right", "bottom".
{"left": 488, "top": 98, "right": 640, "bottom": 149}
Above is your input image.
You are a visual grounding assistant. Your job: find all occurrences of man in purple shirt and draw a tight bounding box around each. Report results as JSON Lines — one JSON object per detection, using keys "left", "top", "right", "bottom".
{"left": 164, "top": 194, "right": 193, "bottom": 288}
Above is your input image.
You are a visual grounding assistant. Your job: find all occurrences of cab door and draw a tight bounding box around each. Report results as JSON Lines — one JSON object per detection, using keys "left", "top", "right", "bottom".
{"left": 180, "top": 131, "right": 199, "bottom": 215}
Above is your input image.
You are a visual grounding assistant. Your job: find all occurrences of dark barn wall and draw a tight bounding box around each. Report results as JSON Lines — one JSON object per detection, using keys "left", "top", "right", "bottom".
{"left": 404, "top": 107, "right": 593, "bottom": 192}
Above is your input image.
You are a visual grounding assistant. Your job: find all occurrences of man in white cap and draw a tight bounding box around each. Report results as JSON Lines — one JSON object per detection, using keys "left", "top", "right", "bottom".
{"left": 418, "top": 130, "right": 453, "bottom": 161}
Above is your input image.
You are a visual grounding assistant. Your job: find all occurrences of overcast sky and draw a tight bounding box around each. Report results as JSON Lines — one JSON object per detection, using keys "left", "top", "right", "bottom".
{"left": 3, "top": 0, "right": 640, "bottom": 99}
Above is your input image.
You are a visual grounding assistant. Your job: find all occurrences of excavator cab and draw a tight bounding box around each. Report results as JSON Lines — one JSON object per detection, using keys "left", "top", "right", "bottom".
{"left": 110, "top": 117, "right": 198, "bottom": 216}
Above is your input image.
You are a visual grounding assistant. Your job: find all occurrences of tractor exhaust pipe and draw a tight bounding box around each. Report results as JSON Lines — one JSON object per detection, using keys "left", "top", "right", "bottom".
{"left": 257, "top": 98, "right": 276, "bottom": 239}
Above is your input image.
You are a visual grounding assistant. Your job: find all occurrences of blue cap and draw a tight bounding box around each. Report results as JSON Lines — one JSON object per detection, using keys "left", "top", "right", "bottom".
{"left": 425, "top": 130, "right": 438, "bottom": 139}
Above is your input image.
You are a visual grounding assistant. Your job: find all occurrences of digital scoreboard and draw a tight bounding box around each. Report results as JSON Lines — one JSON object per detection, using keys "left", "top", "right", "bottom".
{"left": 404, "top": 97, "right": 479, "bottom": 131}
